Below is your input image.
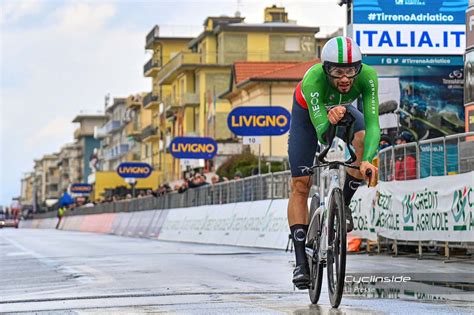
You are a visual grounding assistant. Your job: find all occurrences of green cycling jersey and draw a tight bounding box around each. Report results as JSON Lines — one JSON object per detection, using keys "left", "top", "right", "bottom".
{"left": 299, "top": 63, "right": 380, "bottom": 162}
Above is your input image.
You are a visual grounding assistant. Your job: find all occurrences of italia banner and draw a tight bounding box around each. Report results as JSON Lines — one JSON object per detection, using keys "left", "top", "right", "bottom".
{"left": 349, "top": 172, "right": 474, "bottom": 242}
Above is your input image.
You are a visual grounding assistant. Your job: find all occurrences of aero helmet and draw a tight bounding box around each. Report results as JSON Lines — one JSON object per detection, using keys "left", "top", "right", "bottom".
{"left": 321, "top": 36, "right": 362, "bottom": 76}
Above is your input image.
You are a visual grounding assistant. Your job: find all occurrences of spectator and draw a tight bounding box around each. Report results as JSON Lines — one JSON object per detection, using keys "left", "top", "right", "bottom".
{"left": 379, "top": 134, "right": 392, "bottom": 151}
{"left": 234, "top": 171, "right": 243, "bottom": 180}
{"left": 177, "top": 181, "right": 189, "bottom": 193}
{"left": 394, "top": 131, "right": 417, "bottom": 180}
{"left": 211, "top": 175, "right": 219, "bottom": 184}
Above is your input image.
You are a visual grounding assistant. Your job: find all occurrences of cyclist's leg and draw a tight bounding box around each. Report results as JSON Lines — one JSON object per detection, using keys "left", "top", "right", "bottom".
{"left": 288, "top": 92, "right": 319, "bottom": 287}
{"left": 336, "top": 106, "right": 366, "bottom": 232}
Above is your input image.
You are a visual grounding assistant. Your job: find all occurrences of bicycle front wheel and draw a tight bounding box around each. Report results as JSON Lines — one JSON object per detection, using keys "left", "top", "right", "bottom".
{"left": 327, "top": 187, "right": 346, "bottom": 308}
{"left": 308, "top": 194, "right": 323, "bottom": 304}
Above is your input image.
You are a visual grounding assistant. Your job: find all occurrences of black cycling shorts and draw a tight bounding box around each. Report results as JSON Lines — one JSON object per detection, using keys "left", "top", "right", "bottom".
{"left": 288, "top": 92, "right": 366, "bottom": 177}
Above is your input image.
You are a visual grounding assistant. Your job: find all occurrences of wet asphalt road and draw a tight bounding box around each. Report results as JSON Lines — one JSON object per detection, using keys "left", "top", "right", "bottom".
{"left": 0, "top": 229, "right": 473, "bottom": 314}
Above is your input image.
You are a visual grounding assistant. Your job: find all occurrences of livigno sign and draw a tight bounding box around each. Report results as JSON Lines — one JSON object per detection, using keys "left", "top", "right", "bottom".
{"left": 227, "top": 106, "right": 291, "bottom": 136}
{"left": 70, "top": 183, "right": 93, "bottom": 194}
{"left": 117, "top": 162, "right": 153, "bottom": 178}
{"left": 169, "top": 137, "right": 218, "bottom": 159}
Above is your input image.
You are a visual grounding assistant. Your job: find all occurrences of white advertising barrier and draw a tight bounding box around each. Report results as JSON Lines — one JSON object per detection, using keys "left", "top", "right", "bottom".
{"left": 134, "top": 210, "right": 156, "bottom": 238}
{"left": 19, "top": 220, "right": 33, "bottom": 229}
{"left": 158, "top": 200, "right": 290, "bottom": 249}
{"left": 376, "top": 172, "right": 474, "bottom": 242}
{"left": 159, "top": 207, "right": 209, "bottom": 243}
{"left": 349, "top": 186, "right": 379, "bottom": 241}
{"left": 254, "top": 199, "right": 291, "bottom": 249}
{"left": 146, "top": 209, "right": 169, "bottom": 238}
{"left": 114, "top": 212, "right": 134, "bottom": 236}
{"left": 348, "top": 172, "right": 474, "bottom": 242}
{"left": 201, "top": 203, "right": 237, "bottom": 245}
{"left": 234, "top": 200, "right": 272, "bottom": 247}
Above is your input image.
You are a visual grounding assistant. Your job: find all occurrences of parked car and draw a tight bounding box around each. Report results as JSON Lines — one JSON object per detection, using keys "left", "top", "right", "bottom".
{"left": 0, "top": 213, "right": 19, "bottom": 228}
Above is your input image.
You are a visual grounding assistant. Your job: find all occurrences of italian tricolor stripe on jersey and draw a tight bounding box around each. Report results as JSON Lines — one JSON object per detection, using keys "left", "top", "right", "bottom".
{"left": 336, "top": 37, "right": 352, "bottom": 63}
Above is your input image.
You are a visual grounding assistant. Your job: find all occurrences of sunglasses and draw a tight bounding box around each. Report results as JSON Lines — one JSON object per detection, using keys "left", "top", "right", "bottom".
{"left": 328, "top": 66, "right": 359, "bottom": 79}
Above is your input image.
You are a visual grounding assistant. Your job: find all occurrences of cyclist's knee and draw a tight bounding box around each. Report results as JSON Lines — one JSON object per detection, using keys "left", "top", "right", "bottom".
{"left": 290, "top": 177, "right": 311, "bottom": 197}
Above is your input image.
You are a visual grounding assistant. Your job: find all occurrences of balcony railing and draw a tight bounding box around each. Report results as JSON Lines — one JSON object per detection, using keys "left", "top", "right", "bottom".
{"left": 99, "top": 120, "right": 123, "bottom": 134}
{"left": 104, "top": 144, "right": 130, "bottom": 161}
{"left": 179, "top": 93, "right": 199, "bottom": 106}
{"left": 146, "top": 25, "right": 160, "bottom": 49}
{"left": 156, "top": 52, "right": 201, "bottom": 84}
{"left": 143, "top": 92, "right": 159, "bottom": 109}
{"left": 163, "top": 95, "right": 179, "bottom": 112}
{"left": 141, "top": 125, "right": 158, "bottom": 140}
{"left": 143, "top": 58, "right": 161, "bottom": 76}
{"left": 48, "top": 176, "right": 60, "bottom": 185}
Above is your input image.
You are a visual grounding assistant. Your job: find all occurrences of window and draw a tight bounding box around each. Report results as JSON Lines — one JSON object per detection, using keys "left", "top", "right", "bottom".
{"left": 285, "top": 37, "right": 300, "bottom": 52}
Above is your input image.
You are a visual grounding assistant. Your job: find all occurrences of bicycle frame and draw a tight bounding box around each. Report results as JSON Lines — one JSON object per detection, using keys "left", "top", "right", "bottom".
{"left": 306, "top": 166, "right": 342, "bottom": 263}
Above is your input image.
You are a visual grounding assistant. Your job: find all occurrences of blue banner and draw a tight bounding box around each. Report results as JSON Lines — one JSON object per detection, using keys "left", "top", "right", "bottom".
{"left": 169, "top": 137, "right": 218, "bottom": 159}
{"left": 227, "top": 106, "right": 291, "bottom": 136}
{"left": 362, "top": 55, "right": 464, "bottom": 66}
{"left": 353, "top": 0, "right": 468, "bottom": 25}
{"left": 117, "top": 162, "right": 153, "bottom": 178}
{"left": 70, "top": 183, "right": 93, "bottom": 194}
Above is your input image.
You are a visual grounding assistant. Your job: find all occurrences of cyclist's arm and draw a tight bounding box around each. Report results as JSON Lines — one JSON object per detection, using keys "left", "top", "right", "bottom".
{"left": 360, "top": 67, "right": 381, "bottom": 162}
{"left": 301, "top": 71, "right": 330, "bottom": 145}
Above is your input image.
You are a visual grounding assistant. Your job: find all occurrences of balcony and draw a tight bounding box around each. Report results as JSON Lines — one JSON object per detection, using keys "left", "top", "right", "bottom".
{"left": 141, "top": 125, "right": 159, "bottom": 142}
{"left": 126, "top": 122, "right": 142, "bottom": 137}
{"left": 94, "top": 126, "right": 107, "bottom": 139}
{"left": 179, "top": 93, "right": 200, "bottom": 107}
{"left": 48, "top": 176, "right": 60, "bottom": 185}
{"left": 104, "top": 144, "right": 130, "bottom": 161}
{"left": 145, "top": 25, "right": 160, "bottom": 49}
{"left": 127, "top": 151, "right": 141, "bottom": 162}
{"left": 144, "top": 58, "right": 161, "bottom": 77}
{"left": 126, "top": 96, "right": 142, "bottom": 109}
{"left": 163, "top": 95, "right": 180, "bottom": 116}
{"left": 99, "top": 120, "right": 123, "bottom": 135}
{"left": 156, "top": 52, "right": 201, "bottom": 85}
{"left": 74, "top": 128, "right": 93, "bottom": 140}
{"left": 143, "top": 92, "right": 160, "bottom": 110}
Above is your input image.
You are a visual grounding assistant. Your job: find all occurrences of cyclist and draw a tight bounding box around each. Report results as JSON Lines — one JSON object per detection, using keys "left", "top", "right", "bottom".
{"left": 288, "top": 36, "right": 380, "bottom": 289}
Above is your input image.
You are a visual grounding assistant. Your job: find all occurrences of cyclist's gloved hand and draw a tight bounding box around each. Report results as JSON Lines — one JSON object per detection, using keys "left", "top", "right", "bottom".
{"left": 328, "top": 106, "right": 346, "bottom": 125}
{"left": 360, "top": 161, "right": 378, "bottom": 187}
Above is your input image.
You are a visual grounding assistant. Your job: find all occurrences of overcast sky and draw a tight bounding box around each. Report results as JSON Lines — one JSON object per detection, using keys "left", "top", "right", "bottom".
{"left": 0, "top": 0, "right": 345, "bottom": 205}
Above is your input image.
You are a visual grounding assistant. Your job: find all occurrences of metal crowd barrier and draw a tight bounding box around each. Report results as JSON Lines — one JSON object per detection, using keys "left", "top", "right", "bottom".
{"left": 378, "top": 132, "right": 474, "bottom": 181}
{"left": 64, "top": 171, "right": 292, "bottom": 216}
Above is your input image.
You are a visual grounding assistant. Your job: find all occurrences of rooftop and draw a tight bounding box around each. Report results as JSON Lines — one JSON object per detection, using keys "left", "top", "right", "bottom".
{"left": 72, "top": 112, "right": 106, "bottom": 123}
{"left": 221, "top": 59, "right": 319, "bottom": 99}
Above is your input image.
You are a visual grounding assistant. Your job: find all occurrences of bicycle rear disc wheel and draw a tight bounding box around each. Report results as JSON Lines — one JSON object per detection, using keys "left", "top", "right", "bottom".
{"left": 308, "top": 194, "right": 323, "bottom": 304}
{"left": 327, "top": 187, "right": 346, "bottom": 308}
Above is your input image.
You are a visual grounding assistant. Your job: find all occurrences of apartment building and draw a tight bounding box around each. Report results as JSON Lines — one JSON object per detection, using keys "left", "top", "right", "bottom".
{"left": 57, "top": 142, "right": 83, "bottom": 193}
{"left": 96, "top": 98, "right": 130, "bottom": 171}
{"left": 72, "top": 112, "right": 107, "bottom": 182}
{"left": 145, "top": 5, "right": 319, "bottom": 183}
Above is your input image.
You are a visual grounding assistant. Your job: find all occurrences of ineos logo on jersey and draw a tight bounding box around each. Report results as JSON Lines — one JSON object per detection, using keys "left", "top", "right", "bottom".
{"left": 310, "top": 92, "right": 321, "bottom": 118}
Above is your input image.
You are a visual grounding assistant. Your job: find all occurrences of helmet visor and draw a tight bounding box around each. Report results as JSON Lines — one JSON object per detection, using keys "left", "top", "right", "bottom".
{"left": 327, "top": 66, "right": 359, "bottom": 79}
